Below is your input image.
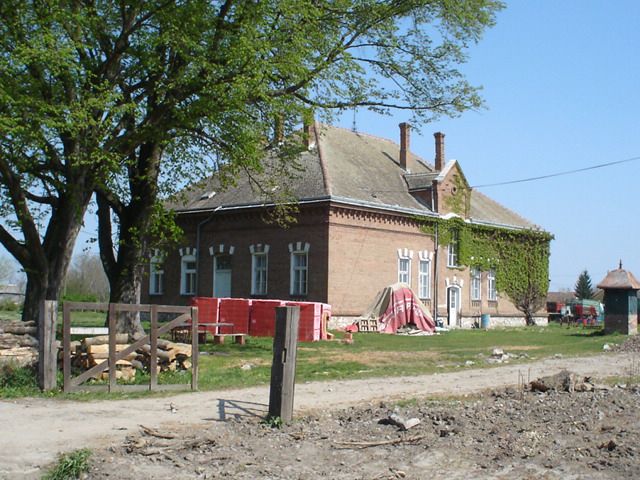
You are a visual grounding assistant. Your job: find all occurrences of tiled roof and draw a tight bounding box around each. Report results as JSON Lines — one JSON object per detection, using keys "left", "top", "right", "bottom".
{"left": 171, "top": 123, "right": 537, "bottom": 230}
{"left": 597, "top": 268, "right": 640, "bottom": 290}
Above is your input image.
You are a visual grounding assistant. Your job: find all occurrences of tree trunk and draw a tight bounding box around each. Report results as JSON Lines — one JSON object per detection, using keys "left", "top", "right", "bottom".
{"left": 20, "top": 193, "right": 89, "bottom": 326}
{"left": 97, "top": 142, "right": 162, "bottom": 336}
{"left": 107, "top": 264, "right": 145, "bottom": 337}
{"left": 22, "top": 273, "right": 48, "bottom": 323}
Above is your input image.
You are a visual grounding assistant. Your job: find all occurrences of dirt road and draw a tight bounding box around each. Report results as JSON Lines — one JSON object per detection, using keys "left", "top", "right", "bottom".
{"left": 0, "top": 352, "right": 634, "bottom": 479}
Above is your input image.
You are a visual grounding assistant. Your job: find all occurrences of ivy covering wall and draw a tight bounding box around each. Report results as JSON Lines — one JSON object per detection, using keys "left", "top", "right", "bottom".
{"left": 420, "top": 217, "right": 553, "bottom": 322}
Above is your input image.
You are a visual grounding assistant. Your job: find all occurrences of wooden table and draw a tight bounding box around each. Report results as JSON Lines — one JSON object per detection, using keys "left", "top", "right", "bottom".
{"left": 171, "top": 322, "right": 233, "bottom": 344}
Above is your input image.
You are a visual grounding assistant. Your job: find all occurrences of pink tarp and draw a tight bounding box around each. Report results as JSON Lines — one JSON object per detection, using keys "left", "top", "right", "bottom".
{"left": 358, "top": 283, "right": 435, "bottom": 333}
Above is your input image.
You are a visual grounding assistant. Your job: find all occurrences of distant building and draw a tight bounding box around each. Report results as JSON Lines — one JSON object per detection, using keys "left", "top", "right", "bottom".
{"left": 0, "top": 284, "right": 24, "bottom": 305}
{"left": 143, "top": 122, "right": 549, "bottom": 328}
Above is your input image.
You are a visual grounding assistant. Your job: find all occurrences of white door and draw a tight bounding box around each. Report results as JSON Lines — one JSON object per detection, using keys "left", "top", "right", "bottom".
{"left": 447, "top": 287, "right": 460, "bottom": 327}
{"left": 213, "top": 255, "right": 232, "bottom": 298}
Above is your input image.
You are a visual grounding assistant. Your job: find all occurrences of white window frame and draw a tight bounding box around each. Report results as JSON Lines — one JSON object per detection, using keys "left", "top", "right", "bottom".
{"left": 289, "top": 242, "right": 310, "bottom": 296}
{"left": 418, "top": 259, "right": 431, "bottom": 299}
{"left": 398, "top": 258, "right": 410, "bottom": 284}
{"left": 487, "top": 269, "right": 497, "bottom": 301}
{"left": 149, "top": 253, "right": 164, "bottom": 295}
{"left": 471, "top": 268, "right": 481, "bottom": 301}
{"left": 179, "top": 249, "right": 197, "bottom": 296}
{"left": 447, "top": 232, "right": 459, "bottom": 267}
{"left": 251, "top": 252, "right": 268, "bottom": 295}
{"left": 397, "top": 248, "right": 414, "bottom": 286}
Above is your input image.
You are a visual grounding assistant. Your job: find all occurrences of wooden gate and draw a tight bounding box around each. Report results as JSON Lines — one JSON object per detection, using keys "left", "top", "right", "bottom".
{"left": 62, "top": 302, "right": 199, "bottom": 393}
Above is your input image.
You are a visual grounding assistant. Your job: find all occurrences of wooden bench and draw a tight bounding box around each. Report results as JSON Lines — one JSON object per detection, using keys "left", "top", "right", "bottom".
{"left": 212, "top": 333, "right": 247, "bottom": 345}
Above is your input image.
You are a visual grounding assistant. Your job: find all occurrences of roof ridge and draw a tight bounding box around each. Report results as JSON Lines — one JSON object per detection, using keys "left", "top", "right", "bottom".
{"left": 318, "top": 122, "right": 434, "bottom": 170}
{"left": 471, "top": 189, "right": 538, "bottom": 229}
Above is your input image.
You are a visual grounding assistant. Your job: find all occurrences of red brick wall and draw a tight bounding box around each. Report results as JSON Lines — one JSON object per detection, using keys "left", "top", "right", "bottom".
{"left": 143, "top": 202, "right": 524, "bottom": 321}
{"left": 326, "top": 206, "right": 436, "bottom": 315}
{"left": 142, "top": 206, "right": 330, "bottom": 306}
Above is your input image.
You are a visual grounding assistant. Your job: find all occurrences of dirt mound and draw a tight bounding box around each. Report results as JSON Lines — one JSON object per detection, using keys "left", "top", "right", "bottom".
{"left": 86, "top": 382, "right": 640, "bottom": 479}
{"left": 612, "top": 335, "right": 640, "bottom": 353}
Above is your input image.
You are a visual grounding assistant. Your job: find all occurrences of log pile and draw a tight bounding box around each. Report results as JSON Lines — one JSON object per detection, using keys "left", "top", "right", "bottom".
{"left": 69, "top": 334, "right": 192, "bottom": 382}
{"left": 0, "top": 320, "right": 38, "bottom": 367}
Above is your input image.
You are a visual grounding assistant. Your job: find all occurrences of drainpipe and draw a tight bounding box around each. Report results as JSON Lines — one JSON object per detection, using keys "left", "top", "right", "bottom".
{"left": 195, "top": 206, "right": 222, "bottom": 297}
{"left": 433, "top": 222, "right": 439, "bottom": 323}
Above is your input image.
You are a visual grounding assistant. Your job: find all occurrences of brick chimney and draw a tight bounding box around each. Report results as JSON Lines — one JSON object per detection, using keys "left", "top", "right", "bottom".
{"left": 399, "top": 122, "right": 410, "bottom": 170}
{"left": 434, "top": 132, "right": 445, "bottom": 171}
{"left": 303, "top": 120, "right": 313, "bottom": 149}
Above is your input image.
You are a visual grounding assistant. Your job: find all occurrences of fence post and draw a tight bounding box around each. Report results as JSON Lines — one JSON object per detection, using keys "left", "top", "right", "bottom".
{"left": 38, "top": 300, "right": 58, "bottom": 391}
{"left": 191, "top": 306, "right": 199, "bottom": 391}
{"left": 268, "top": 306, "right": 300, "bottom": 423}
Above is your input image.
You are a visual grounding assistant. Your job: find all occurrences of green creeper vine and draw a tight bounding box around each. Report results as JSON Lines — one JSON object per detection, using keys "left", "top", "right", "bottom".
{"left": 443, "top": 174, "right": 470, "bottom": 217}
{"left": 419, "top": 217, "right": 553, "bottom": 324}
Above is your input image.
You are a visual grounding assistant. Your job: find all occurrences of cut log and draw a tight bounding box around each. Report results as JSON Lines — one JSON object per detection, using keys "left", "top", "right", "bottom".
{"left": 138, "top": 344, "right": 171, "bottom": 362}
{"left": 0, "top": 346, "right": 38, "bottom": 367}
{"left": 0, "top": 346, "right": 36, "bottom": 356}
{"left": 82, "top": 334, "right": 129, "bottom": 346}
{"left": 1, "top": 325, "right": 37, "bottom": 335}
{"left": 86, "top": 343, "right": 130, "bottom": 355}
{"left": 0, "top": 333, "right": 38, "bottom": 348}
{"left": 88, "top": 351, "right": 138, "bottom": 363}
{"left": 130, "top": 359, "right": 144, "bottom": 370}
{"left": 168, "top": 343, "right": 192, "bottom": 357}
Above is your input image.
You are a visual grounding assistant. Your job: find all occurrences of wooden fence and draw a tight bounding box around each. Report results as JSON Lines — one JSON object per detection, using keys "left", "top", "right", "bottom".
{"left": 51, "top": 302, "right": 199, "bottom": 393}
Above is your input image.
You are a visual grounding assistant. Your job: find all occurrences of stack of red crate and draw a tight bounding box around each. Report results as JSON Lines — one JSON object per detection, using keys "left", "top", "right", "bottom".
{"left": 321, "top": 303, "right": 332, "bottom": 340}
{"left": 287, "top": 301, "right": 322, "bottom": 342}
{"left": 250, "top": 300, "right": 285, "bottom": 337}
{"left": 189, "top": 297, "right": 219, "bottom": 334}
{"left": 218, "top": 298, "right": 251, "bottom": 334}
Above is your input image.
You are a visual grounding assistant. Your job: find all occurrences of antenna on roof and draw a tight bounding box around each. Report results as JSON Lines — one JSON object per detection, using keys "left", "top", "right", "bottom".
{"left": 351, "top": 108, "right": 358, "bottom": 133}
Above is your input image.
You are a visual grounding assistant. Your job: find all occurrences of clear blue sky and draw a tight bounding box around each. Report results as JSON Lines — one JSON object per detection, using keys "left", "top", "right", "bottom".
{"left": 335, "top": 0, "right": 640, "bottom": 291}
{"left": 3, "top": 1, "right": 639, "bottom": 292}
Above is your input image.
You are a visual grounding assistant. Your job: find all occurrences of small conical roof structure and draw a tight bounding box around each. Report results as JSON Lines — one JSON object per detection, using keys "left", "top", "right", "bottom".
{"left": 597, "top": 261, "right": 640, "bottom": 290}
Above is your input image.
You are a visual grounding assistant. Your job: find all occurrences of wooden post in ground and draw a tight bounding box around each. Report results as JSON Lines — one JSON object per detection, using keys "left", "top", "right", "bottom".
{"left": 191, "top": 306, "right": 199, "bottom": 391}
{"left": 38, "top": 300, "right": 58, "bottom": 391}
{"left": 268, "top": 306, "right": 300, "bottom": 423}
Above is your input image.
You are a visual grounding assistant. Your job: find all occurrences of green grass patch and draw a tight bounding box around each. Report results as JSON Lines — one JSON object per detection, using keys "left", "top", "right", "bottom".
{"left": 43, "top": 448, "right": 91, "bottom": 480}
{"left": 0, "top": 314, "right": 626, "bottom": 400}
{"left": 0, "top": 363, "right": 40, "bottom": 398}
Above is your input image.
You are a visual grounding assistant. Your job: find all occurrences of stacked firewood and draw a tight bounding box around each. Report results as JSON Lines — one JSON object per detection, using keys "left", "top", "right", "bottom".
{"left": 0, "top": 320, "right": 38, "bottom": 367}
{"left": 69, "top": 335, "right": 192, "bottom": 382}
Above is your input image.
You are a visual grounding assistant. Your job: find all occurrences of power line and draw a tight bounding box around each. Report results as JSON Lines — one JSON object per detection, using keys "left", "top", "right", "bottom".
{"left": 471, "top": 155, "right": 640, "bottom": 189}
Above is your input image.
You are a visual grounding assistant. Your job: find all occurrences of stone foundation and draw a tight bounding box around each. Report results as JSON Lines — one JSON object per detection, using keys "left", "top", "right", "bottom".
{"left": 329, "top": 315, "right": 547, "bottom": 331}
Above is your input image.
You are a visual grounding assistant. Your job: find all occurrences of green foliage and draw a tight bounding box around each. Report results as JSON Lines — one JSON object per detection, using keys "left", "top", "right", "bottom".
{"left": 443, "top": 174, "right": 471, "bottom": 216}
{"left": 420, "top": 217, "right": 553, "bottom": 323}
{"left": 262, "top": 415, "right": 284, "bottom": 429}
{"left": 0, "top": 298, "right": 20, "bottom": 311}
{"left": 0, "top": 0, "right": 505, "bottom": 321}
{"left": 43, "top": 448, "right": 92, "bottom": 480}
{"left": 0, "top": 363, "right": 40, "bottom": 398}
{"left": 574, "top": 270, "right": 595, "bottom": 300}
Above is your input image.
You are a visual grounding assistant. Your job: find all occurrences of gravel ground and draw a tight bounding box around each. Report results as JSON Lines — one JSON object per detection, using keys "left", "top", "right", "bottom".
{"left": 87, "top": 382, "right": 640, "bottom": 480}
{"left": 4, "top": 339, "right": 638, "bottom": 479}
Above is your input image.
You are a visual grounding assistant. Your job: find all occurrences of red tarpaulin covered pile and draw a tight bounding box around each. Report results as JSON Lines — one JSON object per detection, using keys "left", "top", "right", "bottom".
{"left": 357, "top": 283, "right": 435, "bottom": 333}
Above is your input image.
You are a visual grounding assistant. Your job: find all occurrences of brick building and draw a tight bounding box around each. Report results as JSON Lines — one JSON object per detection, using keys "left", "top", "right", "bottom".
{"left": 143, "top": 123, "right": 547, "bottom": 327}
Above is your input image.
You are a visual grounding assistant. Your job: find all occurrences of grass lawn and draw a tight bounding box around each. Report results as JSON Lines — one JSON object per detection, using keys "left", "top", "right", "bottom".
{"left": 196, "top": 324, "right": 620, "bottom": 391}
{"left": 0, "top": 308, "right": 624, "bottom": 399}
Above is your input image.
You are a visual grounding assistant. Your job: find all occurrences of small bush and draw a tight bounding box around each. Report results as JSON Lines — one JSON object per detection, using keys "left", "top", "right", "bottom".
{"left": 0, "top": 298, "right": 21, "bottom": 311}
{"left": 43, "top": 448, "right": 92, "bottom": 480}
{"left": 0, "top": 363, "right": 39, "bottom": 397}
